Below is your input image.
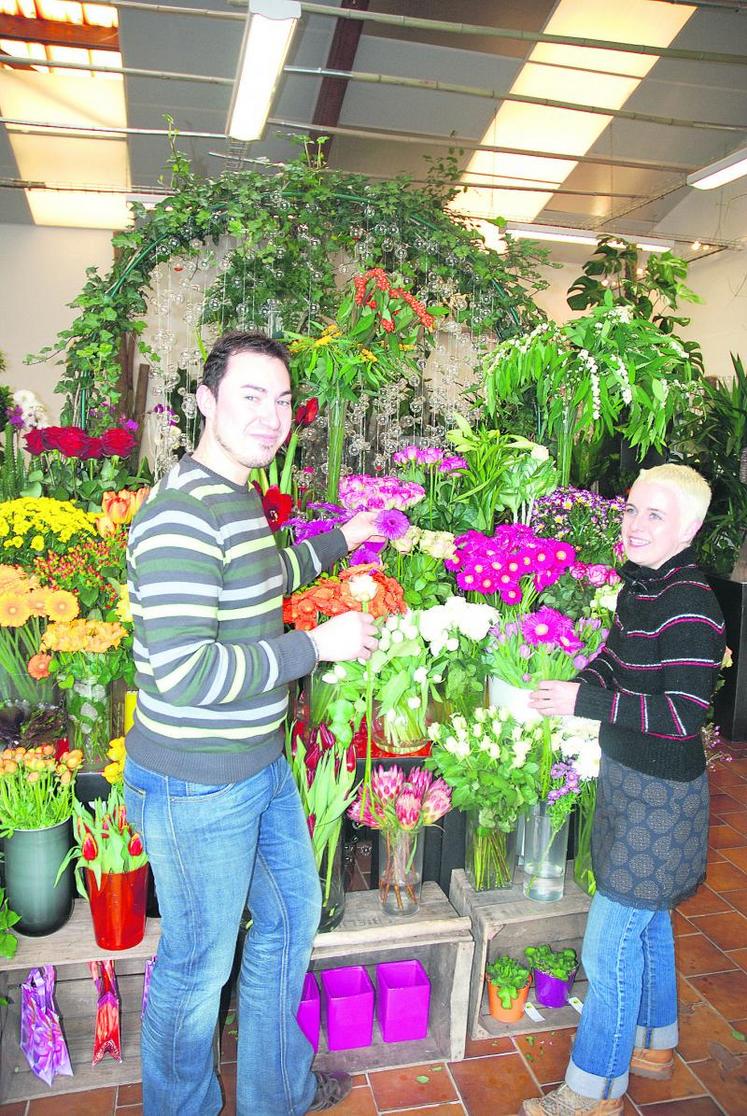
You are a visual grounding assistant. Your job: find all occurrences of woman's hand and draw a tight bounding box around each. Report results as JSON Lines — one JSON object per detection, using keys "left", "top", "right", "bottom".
{"left": 528, "top": 680, "right": 580, "bottom": 717}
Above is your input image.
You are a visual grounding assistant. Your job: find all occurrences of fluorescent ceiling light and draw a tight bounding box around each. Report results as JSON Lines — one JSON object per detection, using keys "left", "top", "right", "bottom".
{"left": 687, "top": 145, "right": 747, "bottom": 191}
{"left": 451, "top": 1, "right": 694, "bottom": 225}
{"left": 228, "top": 0, "right": 301, "bottom": 143}
{"left": 506, "top": 223, "right": 674, "bottom": 252}
{"left": 25, "top": 189, "right": 132, "bottom": 229}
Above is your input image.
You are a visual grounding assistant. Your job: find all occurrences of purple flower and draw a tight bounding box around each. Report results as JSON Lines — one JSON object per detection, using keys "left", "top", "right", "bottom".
{"left": 573, "top": 654, "right": 589, "bottom": 670}
{"left": 7, "top": 405, "right": 24, "bottom": 429}
{"left": 374, "top": 508, "right": 409, "bottom": 540}
{"left": 439, "top": 455, "right": 467, "bottom": 473}
{"left": 349, "top": 539, "right": 387, "bottom": 566}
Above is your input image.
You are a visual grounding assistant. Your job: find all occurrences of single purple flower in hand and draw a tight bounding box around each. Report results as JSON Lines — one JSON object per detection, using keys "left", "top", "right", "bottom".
{"left": 374, "top": 508, "right": 409, "bottom": 540}
{"left": 350, "top": 540, "right": 386, "bottom": 566}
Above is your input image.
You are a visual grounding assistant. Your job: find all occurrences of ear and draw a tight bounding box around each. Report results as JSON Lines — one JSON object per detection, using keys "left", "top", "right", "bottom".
{"left": 195, "top": 384, "right": 215, "bottom": 420}
{"left": 681, "top": 517, "right": 703, "bottom": 545}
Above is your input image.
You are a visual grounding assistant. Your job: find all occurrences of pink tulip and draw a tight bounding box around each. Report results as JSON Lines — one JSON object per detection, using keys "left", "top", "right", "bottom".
{"left": 394, "top": 790, "right": 421, "bottom": 830}
{"left": 371, "top": 764, "right": 405, "bottom": 803}
{"left": 421, "top": 781, "right": 452, "bottom": 824}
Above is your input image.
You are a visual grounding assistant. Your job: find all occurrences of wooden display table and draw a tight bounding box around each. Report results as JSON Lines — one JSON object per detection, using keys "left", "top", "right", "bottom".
{"left": 449, "top": 864, "right": 591, "bottom": 1040}
{"left": 1, "top": 882, "right": 473, "bottom": 1101}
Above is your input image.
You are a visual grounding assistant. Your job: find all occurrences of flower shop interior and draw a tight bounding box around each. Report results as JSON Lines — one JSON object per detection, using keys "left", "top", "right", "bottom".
{"left": 1, "top": 1, "right": 747, "bottom": 1114}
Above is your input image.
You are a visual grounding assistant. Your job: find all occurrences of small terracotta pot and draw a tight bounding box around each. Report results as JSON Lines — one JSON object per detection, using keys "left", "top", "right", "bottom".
{"left": 487, "top": 976, "right": 531, "bottom": 1022}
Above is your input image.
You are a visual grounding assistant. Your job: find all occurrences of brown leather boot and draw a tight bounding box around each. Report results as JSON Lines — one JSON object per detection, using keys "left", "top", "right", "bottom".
{"left": 629, "top": 1046, "right": 674, "bottom": 1080}
{"left": 519, "top": 1084, "right": 624, "bottom": 1114}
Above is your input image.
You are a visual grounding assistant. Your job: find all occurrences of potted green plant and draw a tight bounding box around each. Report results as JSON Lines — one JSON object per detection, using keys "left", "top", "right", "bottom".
{"left": 524, "top": 945, "right": 578, "bottom": 1008}
{"left": 56, "top": 785, "right": 149, "bottom": 950}
{"left": 0, "top": 882, "right": 20, "bottom": 959}
{"left": 485, "top": 955, "right": 532, "bottom": 1022}
{"left": 0, "top": 742, "right": 82, "bottom": 935}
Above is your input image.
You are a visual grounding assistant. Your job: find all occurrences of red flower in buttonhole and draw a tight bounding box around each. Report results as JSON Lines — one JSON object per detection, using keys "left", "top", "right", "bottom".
{"left": 294, "top": 397, "right": 319, "bottom": 428}
{"left": 101, "top": 426, "right": 136, "bottom": 458}
{"left": 24, "top": 428, "right": 45, "bottom": 455}
{"left": 261, "top": 486, "right": 293, "bottom": 532}
{"left": 127, "top": 833, "right": 144, "bottom": 857}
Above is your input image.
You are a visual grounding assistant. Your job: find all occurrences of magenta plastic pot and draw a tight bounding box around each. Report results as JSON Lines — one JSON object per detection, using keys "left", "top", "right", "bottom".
{"left": 297, "top": 972, "right": 320, "bottom": 1052}
{"left": 375, "top": 959, "right": 430, "bottom": 1043}
{"left": 533, "top": 968, "right": 577, "bottom": 1008}
{"left": 321, "top": 965, "right": 374, "bottom": 1050}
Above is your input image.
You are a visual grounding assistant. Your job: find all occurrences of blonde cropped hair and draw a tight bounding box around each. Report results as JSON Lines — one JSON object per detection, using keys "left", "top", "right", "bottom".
{"left": 638, "top": 464, "right": 712, "bottom": 525}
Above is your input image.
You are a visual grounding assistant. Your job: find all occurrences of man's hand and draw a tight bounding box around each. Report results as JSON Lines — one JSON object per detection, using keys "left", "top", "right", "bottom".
{"left": 310, "top": 611, "right": 379, "bottom": 662}
{"left": 527, "top": 680, "right": 580, "bottom": 717}
{"left": 340, "top": 511, "right": 387, "bottom": 552}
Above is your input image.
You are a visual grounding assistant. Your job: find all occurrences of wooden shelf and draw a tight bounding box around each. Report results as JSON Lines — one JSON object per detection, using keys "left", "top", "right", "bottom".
{"left": 0, "top": 901, "right": 161, "bottom": 972}
{"left": 449, "top": 863, "right": 591, "bottom": 1041}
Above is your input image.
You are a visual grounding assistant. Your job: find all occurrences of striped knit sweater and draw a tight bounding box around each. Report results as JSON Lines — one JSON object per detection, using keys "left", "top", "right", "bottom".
{"left": 573, "top": 547, "right": 725, "bottom": 782}
{"left": 125, "top": 456, "right": 347, "bottom": 784}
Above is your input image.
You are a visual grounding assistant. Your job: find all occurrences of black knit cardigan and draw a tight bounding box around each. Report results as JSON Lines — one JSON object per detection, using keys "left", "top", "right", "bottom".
{"left": 573, "top": 547, "right": 726, "bottom": 782}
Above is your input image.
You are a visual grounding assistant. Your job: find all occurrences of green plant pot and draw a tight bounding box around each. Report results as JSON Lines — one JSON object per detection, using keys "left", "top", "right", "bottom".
{"left": 3, "top": 817, "right": 74, "bottom": 936}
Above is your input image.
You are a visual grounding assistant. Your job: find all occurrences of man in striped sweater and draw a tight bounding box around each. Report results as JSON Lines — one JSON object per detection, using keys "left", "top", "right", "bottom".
{"left": 523, "top": 464, "right": 726, "bottom": 1116}
{"left": 124, "top": 332, "right": 383, "bottom": 1116}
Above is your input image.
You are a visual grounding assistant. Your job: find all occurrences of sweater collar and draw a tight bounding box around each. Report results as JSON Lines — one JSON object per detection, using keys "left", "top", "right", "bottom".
{"left": 621, "top": 546, "right": 697, "bottom": 588}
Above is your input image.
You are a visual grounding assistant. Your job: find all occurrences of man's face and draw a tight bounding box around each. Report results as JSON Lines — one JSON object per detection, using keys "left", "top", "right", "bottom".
{"left": 198, "top": 350, "right": 293, "bottom": 476}
{"left": 621, "top": 479, "right": 698, "bottom": 569}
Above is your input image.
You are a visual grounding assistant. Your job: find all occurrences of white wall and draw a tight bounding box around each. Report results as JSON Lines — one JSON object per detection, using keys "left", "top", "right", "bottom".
{"left": 0, "top": 224, "right": 115, "bottom": 421}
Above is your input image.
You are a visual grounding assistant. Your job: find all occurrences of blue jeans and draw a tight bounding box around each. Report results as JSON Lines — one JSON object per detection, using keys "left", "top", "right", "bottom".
{"left": 567, "top": 892, "right": 678, "bottom": 1100}
{"left": 124, "top": 755, "right": 321, "bottom": 1116}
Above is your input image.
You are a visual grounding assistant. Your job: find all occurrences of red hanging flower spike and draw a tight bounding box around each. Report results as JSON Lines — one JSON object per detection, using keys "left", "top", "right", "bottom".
{"left": 261, "top": 486, "right": 293, "bottom": 532}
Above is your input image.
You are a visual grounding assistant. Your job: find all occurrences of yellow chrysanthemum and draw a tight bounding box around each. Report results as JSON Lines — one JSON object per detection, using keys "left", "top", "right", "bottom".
{"left": 115, "top": 584, "right": 132, "bottom": 624}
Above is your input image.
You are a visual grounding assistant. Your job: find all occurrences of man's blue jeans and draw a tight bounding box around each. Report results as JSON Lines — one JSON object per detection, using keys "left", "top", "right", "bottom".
{"left": 123, "top": 755, "right": 321, "bottom": 1116}
{"left": 566, "top": 892, "right": 678, "bottom": 1100}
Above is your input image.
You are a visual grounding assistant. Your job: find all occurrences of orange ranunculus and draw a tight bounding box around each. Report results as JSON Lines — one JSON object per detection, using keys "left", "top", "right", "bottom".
{"left": 0, "top": 591, "right": 32, "bottom": 628}
{"left": 27, "top": 653, "right": 52, "bottom": 680}
{"left": 45, "top": 589, "right": 79, "bottom": 623}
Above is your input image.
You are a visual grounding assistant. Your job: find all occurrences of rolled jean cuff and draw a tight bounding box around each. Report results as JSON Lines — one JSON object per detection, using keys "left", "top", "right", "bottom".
{"left": 634, "top": 1021, "right": 678, "bottom": 1050}
{"left": 566, "top": 1059, "right": 628, "bottom": 1101}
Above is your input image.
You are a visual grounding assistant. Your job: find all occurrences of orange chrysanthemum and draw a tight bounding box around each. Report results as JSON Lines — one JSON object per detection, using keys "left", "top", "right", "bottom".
{"left": 0, "top": 591, "right": 32, "bottom": 628}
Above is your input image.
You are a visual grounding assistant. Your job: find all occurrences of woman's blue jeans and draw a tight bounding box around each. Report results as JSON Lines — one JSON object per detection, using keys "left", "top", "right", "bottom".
{"left": 124, "top": 755, "right": 321, "bottom": 1116}
{"left": 566, "top": 892, "right": 678, "bottom": 1100}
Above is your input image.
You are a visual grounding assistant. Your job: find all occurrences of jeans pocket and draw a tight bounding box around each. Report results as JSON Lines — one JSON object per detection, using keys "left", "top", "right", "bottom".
{"left": 123, "top": 778, "right": 145, "bottom": 837}
{"left": 182, "top": 782, "right": 236, "bottom": 800}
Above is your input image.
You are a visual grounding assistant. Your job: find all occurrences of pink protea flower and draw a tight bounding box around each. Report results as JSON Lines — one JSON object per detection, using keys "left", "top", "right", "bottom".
{"left": 371, "top": 764, "right": 405, "bottom": 803}
{"left": 394, "top": 790, "right": 421, "bottom": 830}
{"left": 348, "top": 795, "right": 381, "bottom": 828}
{"left": 406, "top": 767, "right": 433, "bottom": 801}
{"left": 421, "top": 780, "right": 452, "bottom": 824}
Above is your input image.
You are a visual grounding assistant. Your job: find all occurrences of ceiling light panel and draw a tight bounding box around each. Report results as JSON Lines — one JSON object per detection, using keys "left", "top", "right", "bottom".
{"left": 452, "top": 0, "right": 695, "bottom": 226}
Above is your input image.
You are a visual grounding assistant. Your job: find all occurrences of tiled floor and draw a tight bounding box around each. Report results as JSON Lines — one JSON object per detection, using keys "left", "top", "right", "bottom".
{"left": 2, "top": 752, "right": 746, "bottom": 1116}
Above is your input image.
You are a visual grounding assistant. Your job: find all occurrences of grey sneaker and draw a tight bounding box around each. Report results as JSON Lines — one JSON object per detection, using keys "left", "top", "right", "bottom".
{"left": 307, "top": 1070, "right": 353, "bottom": 1111}
{"left": 519, "top": 1084, "right": 623, "bottom": 1115}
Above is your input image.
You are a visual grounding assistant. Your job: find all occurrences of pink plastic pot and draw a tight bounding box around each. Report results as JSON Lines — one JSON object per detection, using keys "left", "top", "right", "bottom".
{"left": 297, "top": 973, "right": 320, "bottom": 1052}
{"left": 376, "top": 959, "right": 430, "bottom": 1043}
{"left": 321, "top": 966, "right": 374, "bottom": 1050}
{"left": 533, "top": 968, "right": 577, "bottom": 1008}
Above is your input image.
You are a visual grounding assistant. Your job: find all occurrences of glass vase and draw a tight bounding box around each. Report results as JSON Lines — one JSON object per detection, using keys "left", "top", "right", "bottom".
{"left": 378, "top": 828, "right": 423, "bottom": 916}
{"left": 464, "top": 810, "right": 518, "bottom": 891}
{"left": 573, "top": 780, "right": 598, "bottom": 897}
{"left": 3, "top": 817, "right": 74, "bottom": 936}
{"left": 65, "top": 674, "right": 112, "bottom": 770}
{"left": 522, "top": 801, "right": 570, "bottom": 902}
{"left": 85, "top": 864, "right": 149, "bottom": 950}
{"left": 318, "top": 834, "right": 345, "bottom": 933}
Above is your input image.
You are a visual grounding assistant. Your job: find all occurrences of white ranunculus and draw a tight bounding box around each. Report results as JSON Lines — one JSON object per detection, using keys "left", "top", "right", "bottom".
{"left": 347, "top": 573, "right": 378, "bottom": 603}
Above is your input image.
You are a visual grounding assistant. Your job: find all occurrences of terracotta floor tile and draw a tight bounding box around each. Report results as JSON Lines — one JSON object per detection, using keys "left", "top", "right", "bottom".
{"left": 462, "top": 1035, "right": 514, "bottom": 1058}
{"left": 115, "top": 1107, "right": 142, "bottom": 1115}
{"left": 708, "top": 824, "right": 747, "bottom": 850}
{"left": 726, "top": 947, "right": 747, "bottom": 971}
{"left": 0, "top": 1104, "right": 27, "bottom": 1116}
{"left": 689, "top": 969, "right": 747, "bottom": 1020}
{"left": 625, "top": 1055, "right": 706, "bottom": 1105}
{"left": 715, "top": 812, "right": 747, "bottom": 837}
{"left": 677, "top": 999, "right": 747, "bottom": 1062}
{"left": 721, "top": 846, "right": 747, "bottom": 873}
{"left": 368, "top": 1062, "right": 457, "bottom": 1110}
{"left": 115, "top": 1084, "right": 142, "bottom": 1107}
{"left": 689, "top": 910, "right": 747, "bottom": 951}
{"left": 388, "top": 1106, "right": 465, "bottom": 1116}
{"left": 678, "top": 887, "right": 731, "bottom": 917}
{"left": 306, "top": 1085, "right": 377, "bottom": 1116}
{"left": 673, "top": 910, "right": 696, "bottom": 938}
{"left": 219, "top": 1063, "right": 236, "bottom": 1116}
{"left": 706, "top": 861, "right": 747, "bottom": 893}
{"left": 710, "top": 792, "right": 744, "bottom": 814}
{"left": 637, "top": 1098, "right": 723, "bottom": 1115}
{"left": 678, "top": 975, "right": 705, "bottom": 1006}
{"left": 675, "top": 933, "right": 737, "bottom": 977}
{"left": 686, "top": 1053, "right": 747, "bottom": 1115}
{"left": 514, "top": 1028, "right": 575, "bottom": 1085}
{"left": 721, "top": 888, "right": 747, "bottom": 916}
{"left": 720, "top": 783, "right": 747, "bottom": 804}
{"left": 28, "top": 1089, "right": 117, "bottom": 1116}
{"left": 449, "top": 1053, "right": 540, "bottom": 1116}
{"left": 707, "top": 851, "right": 725, "bottom": 868}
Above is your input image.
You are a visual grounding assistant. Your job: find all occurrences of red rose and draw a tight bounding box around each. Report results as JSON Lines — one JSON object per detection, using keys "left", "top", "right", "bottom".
{"left": 101, "top": 427, "right": 135, "bottom": 457}
{"left": 79, "top": 435, "right": 104, "bottom": 460}
{"left": 55, "top": 426, "right": 88, "bottom": 457}
{"left": 24, "top": 429, "right": 45, "bottom": 455}
{"left": 42, "top": 426, "right": 64, "bottom": 452}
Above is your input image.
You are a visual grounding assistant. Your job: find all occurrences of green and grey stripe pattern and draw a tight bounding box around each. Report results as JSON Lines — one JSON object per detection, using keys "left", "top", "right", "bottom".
{"left": 126, "top": 456, "right": 347, "bottom": 784}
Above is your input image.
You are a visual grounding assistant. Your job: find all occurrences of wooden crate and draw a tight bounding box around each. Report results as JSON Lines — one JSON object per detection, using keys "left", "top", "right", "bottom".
{"left": 1, "top": 882, "right": 473, "bottom": 1101}
{"left": 449, "top": 864, "right": 591, "bottom": 1040}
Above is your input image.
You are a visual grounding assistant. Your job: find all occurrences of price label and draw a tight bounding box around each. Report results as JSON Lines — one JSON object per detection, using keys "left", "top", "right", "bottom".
{"left": 524, "top": 1001, "right": 545, "bottom": 1022}
{"left": 568, "top": 996, "right": 584, "bottom": 1015}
